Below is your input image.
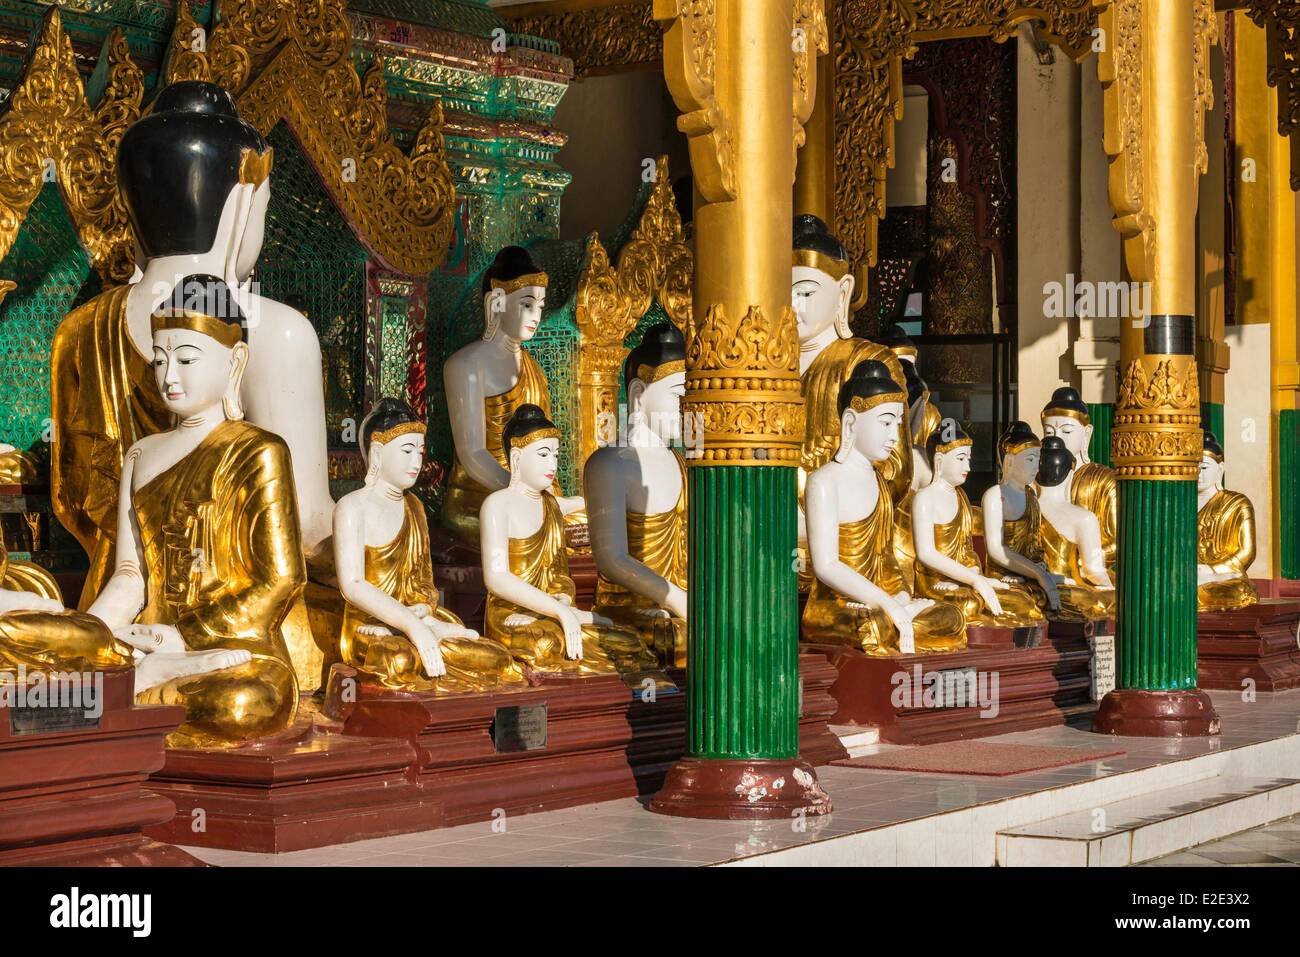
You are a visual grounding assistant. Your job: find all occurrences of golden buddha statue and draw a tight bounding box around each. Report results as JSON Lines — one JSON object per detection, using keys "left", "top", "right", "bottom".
{"left": 333, "top": 398, "right": 526, "bottom": 693}
{"left": 907, "top": 427, "right": 1044, "bottom": 628}
{"left": 85, "top": 276, "right": 304, "bottom": 748}
{"left": 51, "top": 82, "right": 337, "bottom": 610}
{"left": 1197, "top": 430, "right": 1259, "bottom": 612}
{"left": 480, "top": 405, "right": 660, "bottom": 677}
{"left": 441, "top": 246, "right": 584, "bottom": 545}
{"left": 802, "top": 360, "right": 966, "bottom": 655}
{"left": 984, "top": 427, "right": 1115, "bottom": 621}
{"left": 587, "top": 324, "right": 689, "bottom": 668}
{"left": 1041, "top": 387, "right": 1117, "bottom": 569}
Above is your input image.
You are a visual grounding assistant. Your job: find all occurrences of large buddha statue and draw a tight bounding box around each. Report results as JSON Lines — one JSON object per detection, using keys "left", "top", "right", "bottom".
{"left": 52, "top": 81, "right": 334, "bottom": 607}
{"left": 802, "top": 360, "right": 965, "bottom": 655}
{"left": 333, "top": 398, "right": 526, "bottom": 693}
{"left": 985, "top": 425, "right": 1115, "bottom": 621}
{"left": 1196, "top": 430, "right": 1259, "bottom": 612}
{"left": 908, "top": 427, "right": 1044, "bottom": 627}
{"left": 1040, "top": 387, "right": 1116, "bottom": 568}
{"left": 480, "top": 405, "right": 659, "bottom": 677}
{"left": 442, "top": 246, "right": 583, "bottom": 545}
{"left": 1034, "top": 436, "right": 1117, "bottom": 618}
{"left": 85, "top": 276, "right": 304, "bottom": 748}
{"left": 587, "top": 323, "right": 688, "bottom": 668}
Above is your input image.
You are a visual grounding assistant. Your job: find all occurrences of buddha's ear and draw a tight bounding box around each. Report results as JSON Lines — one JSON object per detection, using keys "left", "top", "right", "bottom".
{"left": 222, "top": 183, "right": 255, "bottom": 286}
{"left": 223, "top": 341, "right": 250, "bottom": 422}
{"left": 627, "top": 378, "right": 647, "bottom": 412}
{"left": 834, "top": 408, "right": 855, "bottom": 464}
{"left": 834, "top": 273, "right": 855, "bottom": 338}
{"left": 507, "top": 445, "right": 522, "bottom": 483}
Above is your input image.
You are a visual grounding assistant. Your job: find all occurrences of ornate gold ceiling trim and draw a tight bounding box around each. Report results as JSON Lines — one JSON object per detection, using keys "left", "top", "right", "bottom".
{"left": 166, "top": 0, "right": 456, "bottom": 277}
{"left": 834, "top": 1, "right": 1100, "bottom": 274}
{"left": 0, "top": 7, "right": 144, "bottom": 285}
{"left": 1246, "top": 0, "right": 1300, "bottom": 190}
{"left": 508, "top": 1, "right": 661, "bottom": 77}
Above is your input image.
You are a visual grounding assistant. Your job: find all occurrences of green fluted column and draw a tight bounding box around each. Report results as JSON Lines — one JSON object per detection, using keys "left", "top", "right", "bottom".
{"left": 1115, "top": 480, "right": 1199, "bottom": 691}
{"left": 687, "top": 466, "right": 799, "bottom": 759}
{"left": 1279, "top": 410, "right": 1300, "bottom": 579}
{"left": 1087, "top": 402, "right": 1114, "bottom": 467}
{"left": 1200, "top": 402, "right": 1224, "bottom": 447}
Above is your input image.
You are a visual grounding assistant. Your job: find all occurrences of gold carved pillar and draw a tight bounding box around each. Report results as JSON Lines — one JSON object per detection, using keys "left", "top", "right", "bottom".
{"left": 1093, "top": 0, "right": 1220, "bottom": 736}
{"left": 649, "top": 0, "right": 832, "bottom": 820}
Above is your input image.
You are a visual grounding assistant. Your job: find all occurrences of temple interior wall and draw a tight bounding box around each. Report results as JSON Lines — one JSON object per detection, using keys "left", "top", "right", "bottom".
{"left": 1224, "top": 322, "right": 1274, "bottom": 579}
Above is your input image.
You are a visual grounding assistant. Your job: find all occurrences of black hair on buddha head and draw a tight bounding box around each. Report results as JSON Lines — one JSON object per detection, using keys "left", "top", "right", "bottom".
{"left": 118, "top": 81, "right": 271, "bottom": 260}
{"left": 998, "top": 420, "right": 1041, "bottom": 463}
{"left": 1041, "top": 386, "right": 1091, "bottom": 425}
{"left": 623, "top": 322, "right": 687, "bottom": 390}
{"left": 837, "top": 359, "right": 907, "bottom": 416}
{"left": 1037, "top": 436, "right": 1075, "bottom": 488}
{"left": 359, "top": 397, "right": 425, "bottom": 462}
{"left": 926, "top": 423, "right": 972, "bottom": 464}
{"left": 481, "top": 245, "right": 546, "bottom": 297}
{"left": 503, "top": 403, "right": 558, "bottom": 460}
{"left": 792, "top": 213, "right": 849, "bottom": 262}
{"left": 151, "top": 273, "right": 247, "bottom": 344}
{"left": 1203, "top": 429, "right": 1224, "bottom": 463}
{"left": 901, "top": 359, "right": 928, "bottom": 406}
{"left": 875, "top": 323, "right": 917, "bottom": 354}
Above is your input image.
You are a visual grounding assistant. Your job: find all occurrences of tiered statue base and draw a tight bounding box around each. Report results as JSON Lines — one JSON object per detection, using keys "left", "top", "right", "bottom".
{"left": 144, "top": 717, "right": 442, "bottom": 854}
{"left": 1197, "top": 599, "right": 1300, "bottom": 692}
{"left": 804, "top": 621, "right": 1095, "bottom": 745}
{"left": 0, "top": 669, "right": 204, "bottom": 866}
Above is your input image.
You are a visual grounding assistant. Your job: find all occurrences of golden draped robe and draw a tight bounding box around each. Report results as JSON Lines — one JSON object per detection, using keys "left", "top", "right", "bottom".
{"left": 1069, "top": 462, "right": 1117, "bottom": 570}
{"left": 802, "top": 470, "right": 966, "bottom": 655}
{"left": 441, "top": 350, "right": 552, "bottom": 545}
{"left": 0, "top": 526, "right": 132, "bottom": 674}
{"left": 911, "top": 487, "right": 1044, "bottom": 627}
{"left": 131, "top": 420, "right": 303, "bottom": 748}
{"left": 985, "top": 489, "right": 1115, "bottom": 621}
{"left": 341, "top": 493, "right": 526, "bottom": 692}
{"left": 1197, "top": 489, "right": 1259, "bottom": 612}
{"left": 51, "top": 285, "right": 172, "bottom": 606}
{"left": 485, "top": 493, "right": 659, "bottom": 676}
{"left": 593, "top": 450, "right": 688, "bottom": 668}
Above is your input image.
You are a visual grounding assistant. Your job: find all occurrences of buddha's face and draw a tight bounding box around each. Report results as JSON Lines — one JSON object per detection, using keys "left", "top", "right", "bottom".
{"left": 1002, "top": 446, "right": 1040, "bottom": 489}
{"left": 512, "top": 437, "right": 559, "bottom": 492}
{"left": 374, "top": 433, "right": 425, "bottom": 492}
{"left": 934, "top": 446, "right": 972, "bottom": 487}
{"left": 847, "top": 401, "right": 903, "bottom": 464}
{"left": 633, "top": 371, "right": 686, "bottom": 443}
{"left": 234, "top": 180, "right": 271, "bottom": 284}
{"left": 152, "top": 327, "right": 245, "bottom": 418}
{"left": 792, "top": 265, "right": 852, "bottom": 343}
{"left": 1041, "top": 415, "right": 1090, "bottom": 464}
{"left": 1199, "top": 454, "right": 1223, "bottom": 493}
{"left": 489, "top": 286, "right": 547, "bottom": 342}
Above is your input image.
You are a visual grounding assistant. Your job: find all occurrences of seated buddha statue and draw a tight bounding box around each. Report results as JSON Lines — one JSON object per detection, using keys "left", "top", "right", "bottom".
{"left": 985, "top": 425, "right": 1115, "bottom": 620}
{"left": 480, "top": 405, "right": 659, "bottom": 677}
{"left": 52, "top": 80, "right": 334, "bottom": 609}
{"left": 441, "top": 246, "right": 584, "bottom": 546}
{"left": 85, "top": 276, "right": 305, "bottom": 748}
{"left": 333, "top": 398, "right": 526, "bottom": 693}
{"left": 908, "top": 426, "right": 1044, "bottom": 627}
{"left": 802, "top": 360, "right": 965, "bottom": 655}
{"left": 1196, "top": 430, "right": 1259, "bottom": 612}
{"left": 1034, "top": 436, "right": 1117, "bottom": 616}
{"left": 792, "top": 215, "right": 909, "bottom": 583}
{"left": 1041, "top": 387, "right": 1116, "bottom": 569}
{"left": 587, "top": 323, "right": 688, "bottom": 668}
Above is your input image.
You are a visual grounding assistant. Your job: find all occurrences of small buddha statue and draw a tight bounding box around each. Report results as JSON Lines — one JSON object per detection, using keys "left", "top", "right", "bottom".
{"left": 441, "top": 246, "right": 583, "bottom": 545}
{"left": 908, "top": 426, "right": 1044, "bottom": 627}
{"left": 1196, "top": 430, "right": 1259, "bottom": 612}
{"left": 874, "top": 324, "right": 943, "bottom": 491}
{"left": 1040, "top": 387, "right": 1116, "bottom": 568}
{"left": 480, "top": 405, "right": 659, "bottom": 677}
{"left": 1035, "top": 436, "right": 1117, "bottom": 616}
{"left": 802, "top": 360, "right": 965, "bottom": 655}
{"left": 333, "top": 398, "right": 526, "bottom": 693}
{"left": 86, "top": 276, "right": 304, "bottom": 748}
{"left": 587, "top": 323, "right": 688, "bottom": 668}
{"left": 985, "top": 426, "right": 1115, "bottom": 620}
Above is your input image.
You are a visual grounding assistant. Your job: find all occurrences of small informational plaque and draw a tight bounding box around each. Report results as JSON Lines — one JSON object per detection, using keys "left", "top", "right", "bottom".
{"left": 1089, "top": 634, "right": 1116, "bottom": 701}
{"left": 10, "top": 706, "right": 101, "bottom": 735}
{"left": 935, "top": 667, "right": 979, "bottom": 709}
{"left": 492, "top": 703, "right": 548, "bottom": 753}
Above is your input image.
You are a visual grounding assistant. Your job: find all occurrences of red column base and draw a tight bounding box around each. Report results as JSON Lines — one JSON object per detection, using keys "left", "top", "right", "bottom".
{"left": 649, "top": 756, "right": 832, "bottom": 821}
{"left": 1092, "top": 688, "right": 1221, "bottom": 737}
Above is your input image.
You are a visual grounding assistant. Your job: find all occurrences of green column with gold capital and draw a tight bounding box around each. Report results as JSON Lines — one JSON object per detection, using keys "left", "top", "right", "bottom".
{"left": 650, "top": 0, "right": 833, "bottom": 818}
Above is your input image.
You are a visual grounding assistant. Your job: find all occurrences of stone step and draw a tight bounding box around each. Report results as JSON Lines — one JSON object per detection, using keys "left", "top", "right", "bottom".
{"left": 996, "top": 775, "right": 1300, "bottom": 866}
